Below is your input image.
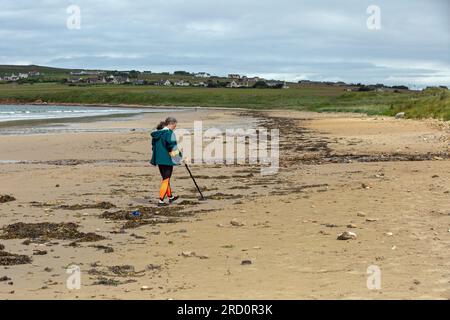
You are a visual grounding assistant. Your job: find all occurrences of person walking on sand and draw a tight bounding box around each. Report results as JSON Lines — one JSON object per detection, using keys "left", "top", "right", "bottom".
{"left": 150, "top": 117, "right": 183, "bottom": 206}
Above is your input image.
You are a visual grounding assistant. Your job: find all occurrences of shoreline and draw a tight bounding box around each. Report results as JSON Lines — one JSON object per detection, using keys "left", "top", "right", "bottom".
{"left": 0, "top": 105, "right": 198, "bottom": 130}
{"left": 0, "top": 100, "right": 250, "bottom": 111}
{"left": 0, "top": 102, "right": 251, "bottom": 130}
{"left": 0, "top": 112, "right": 147, "bottom": 129}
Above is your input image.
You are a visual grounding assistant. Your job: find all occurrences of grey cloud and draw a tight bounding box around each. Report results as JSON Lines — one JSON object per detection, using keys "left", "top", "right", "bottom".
{"left": 0, "top": 0, "right": 449, "bottom": 87}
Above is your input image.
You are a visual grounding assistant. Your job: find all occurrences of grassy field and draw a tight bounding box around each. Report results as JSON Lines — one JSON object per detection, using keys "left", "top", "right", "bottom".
{"left": 0, "top": 83, "right": 448, "bottom": 120}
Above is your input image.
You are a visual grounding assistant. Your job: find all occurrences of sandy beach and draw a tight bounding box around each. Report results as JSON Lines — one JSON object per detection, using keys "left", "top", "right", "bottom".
{"left": 0, "top": 108, "right": 449, "bottom": 299}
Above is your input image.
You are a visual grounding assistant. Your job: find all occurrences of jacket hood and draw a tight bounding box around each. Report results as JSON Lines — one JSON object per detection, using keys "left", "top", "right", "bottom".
{"left": 151, "top": 130, "right": 164, "bottom": 140}
{"left": 151, "top": 128, "right": 170, "bottom": 142}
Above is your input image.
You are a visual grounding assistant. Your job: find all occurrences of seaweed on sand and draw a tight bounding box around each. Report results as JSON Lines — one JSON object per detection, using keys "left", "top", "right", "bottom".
{"left": 101, "top": 206, "right": 184, "bottom": 220}
{"left": 56, "top": 202, "right": 116, "bottom": 210}
{"left": 208, "top": 193, "right": 244, "bottom": 200}
{"left": 89, "top": 265, "right": 145, "bottom": 286}
{"left": 0, "top": 195, "right": 15, "bottom": 203}
{"left": 92, "top": 277, "right": 137, "bottom": 286}
{"left": 100, "top": 206, "right": 192, "bottom": 229}
{"left": 121, "top": 217, "right": 179, "bottom": 229}
{"left": 0, "top": 222, "right": 105, "bottom": 242}
{"left": 29, "top": 201, "right": 116, "bottom": 210}
{"left": 0, "top": 244, "right": 32, "bottom": 266}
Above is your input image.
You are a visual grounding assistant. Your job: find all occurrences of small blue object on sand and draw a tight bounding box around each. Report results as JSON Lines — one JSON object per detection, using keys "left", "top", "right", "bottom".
{"left": 131, "top": 210, "right": 141, "bottom": 217}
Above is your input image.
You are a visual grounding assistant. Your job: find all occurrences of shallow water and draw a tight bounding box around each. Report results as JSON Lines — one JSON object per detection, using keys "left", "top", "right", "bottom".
{"left": 0, "top": 104, "right": 172, "bottom": 122}
{"left": 0, "top": 104, "right": 187, "bottom": 135}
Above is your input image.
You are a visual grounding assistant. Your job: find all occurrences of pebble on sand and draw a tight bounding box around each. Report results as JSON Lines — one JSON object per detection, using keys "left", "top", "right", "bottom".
{"left": 181, "top": 251, "right": 209, "bottom": 259}
{"left": 337, "top": 231, "right": 357, "bottom": 240}
{"left": 181, "top": 251, "right": 195, "bottom": 257}
{"left": 230, "top": 219, "right": 245, "bottom": 227}
{"left": 325, "top": 223, "right": 339, "bottom": 228}
{"left": 395, "top": 112, "right": 406, "bottom": 119}
{"left": 357, "top": 212, "right": 366, "bottom": 217}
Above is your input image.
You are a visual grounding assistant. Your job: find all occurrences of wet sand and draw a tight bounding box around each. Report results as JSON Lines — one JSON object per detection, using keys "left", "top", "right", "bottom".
{"left": 0, "top": 108, "right": 449, "bottom": 299}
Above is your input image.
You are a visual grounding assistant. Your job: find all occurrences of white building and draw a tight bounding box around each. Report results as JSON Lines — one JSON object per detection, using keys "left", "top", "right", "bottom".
{"left": 195, "top": 72, "right": 210, "bottom": 78}
{"left": 157, "top": 79, "right": 172, "bottom": 86}
{"left": 174, "top": 80, "right": 190, "bottom": 86}
{"left": 4, "top": 74, "right": 19, "bottom": 81}
{"left": 227, "top": 80, "right": 241, "bottom": 88}
{"left": 111, "top": 76, "right": 130, "bottom": 84}
{"left": 193, "top": 81, "right": 208, "bottom": 87}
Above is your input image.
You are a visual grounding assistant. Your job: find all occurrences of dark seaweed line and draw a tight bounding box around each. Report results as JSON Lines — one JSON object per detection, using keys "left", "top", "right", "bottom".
{"left": 246, "top": 111, "right": 450, "bottom": 166}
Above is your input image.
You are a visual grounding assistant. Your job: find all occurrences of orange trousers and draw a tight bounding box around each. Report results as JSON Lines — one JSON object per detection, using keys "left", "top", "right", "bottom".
{"left": 158, "top": 165, "right": 173, "bottom": 200}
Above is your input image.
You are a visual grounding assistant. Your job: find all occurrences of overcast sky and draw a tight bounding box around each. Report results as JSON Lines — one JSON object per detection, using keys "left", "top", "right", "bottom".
{"left": 0, "top": 0, "right": 449, "bottom": 87}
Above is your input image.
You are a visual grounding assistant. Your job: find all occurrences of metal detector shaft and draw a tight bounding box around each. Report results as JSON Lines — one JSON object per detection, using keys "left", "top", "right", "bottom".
{"left": 184, "top": 163, "right": 205, "bottom": 200}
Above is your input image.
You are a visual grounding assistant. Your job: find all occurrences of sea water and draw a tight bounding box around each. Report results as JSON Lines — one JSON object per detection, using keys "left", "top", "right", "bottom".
{"left": 0, "top": 104, "right": 172, "bottom": 122}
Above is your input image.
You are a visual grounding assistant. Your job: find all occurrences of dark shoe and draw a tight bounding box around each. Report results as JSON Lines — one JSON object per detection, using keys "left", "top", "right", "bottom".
{"left": 168, "top": 196, "right": 179, "bottom": 204}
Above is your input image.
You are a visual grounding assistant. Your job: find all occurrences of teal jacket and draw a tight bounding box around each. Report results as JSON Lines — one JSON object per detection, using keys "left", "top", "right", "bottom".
{"left": 150, "top": 128, "right": 182, "bottom": 166}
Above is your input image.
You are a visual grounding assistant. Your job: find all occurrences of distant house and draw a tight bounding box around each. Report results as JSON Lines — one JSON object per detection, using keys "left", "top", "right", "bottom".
{"left": 4, "top": 74, "right": 19, "bottom": 82}
{"left": 227, "top": 80, "right": 241, "bottom": 88}
{"left": 195, "top": 72, "right": 210, "bottom": 78}
{"left": 67, "top": 77, "right": 82, "bottom": 83}
{"left": 70, "top": 70, "right": 104, "bottom": 76}
{"left": 112, "top": 76, "right": 130, "bottom": 84}
{"left": 18, "top": 73, "right": 29, "bottom": 79}
{"left": 132, "top": 79, "right": 146, "bottom": 85}
{"left": 247, "top": 77, "right": 260, "bottom": 82}
{"left": 193, "top": 81, "right": 208, "bottom": 87}
{"left": 266, "top": 81, "right": 284, "bottom": 88}
{"left": 155, "top": 79, "right": 172, "bottom": 86}
{"left": 86, "top": 76, "right": 106, "bottom": 84}
{"left": 228, "top": 74, "right": 241, "bottom": 79}
{"left": 174, "top": 80, "right": 190, "bottom": 87}
{"left": 239, "top": 77, "right": 261, "bottom": 88}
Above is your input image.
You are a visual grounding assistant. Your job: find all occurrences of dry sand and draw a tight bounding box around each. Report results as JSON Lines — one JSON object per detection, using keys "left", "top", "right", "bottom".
{"left": 0, "top": 108, "right": 449, "bottom": 299}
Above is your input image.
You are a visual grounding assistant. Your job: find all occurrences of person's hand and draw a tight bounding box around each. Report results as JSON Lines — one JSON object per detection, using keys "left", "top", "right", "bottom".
{"left": 183, "top": 156, "right": 190, "bottom": 163}
{"left": 169, "top": 150, "right": 180, "bottom": 157}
